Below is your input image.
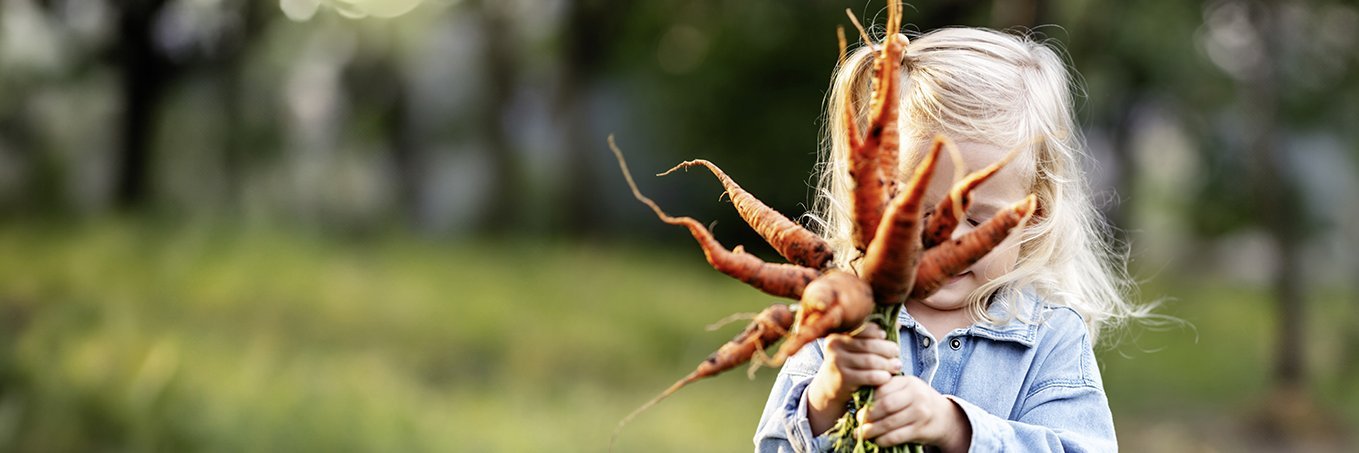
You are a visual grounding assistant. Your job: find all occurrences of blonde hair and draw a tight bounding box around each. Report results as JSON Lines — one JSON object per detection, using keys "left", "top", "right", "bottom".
{"left": 811, "top": 27, "right": 1152, "bottom": 345}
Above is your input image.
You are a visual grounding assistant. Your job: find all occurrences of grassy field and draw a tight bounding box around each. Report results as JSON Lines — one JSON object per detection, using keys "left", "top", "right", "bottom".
{"left": 0, "top": 221, "right": 1354, "bottom": 451}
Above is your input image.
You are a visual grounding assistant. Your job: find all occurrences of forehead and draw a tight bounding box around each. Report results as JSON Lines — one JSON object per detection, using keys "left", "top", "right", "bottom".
{"left": 915, "top": 140, "right": 1033, "bottom": 210}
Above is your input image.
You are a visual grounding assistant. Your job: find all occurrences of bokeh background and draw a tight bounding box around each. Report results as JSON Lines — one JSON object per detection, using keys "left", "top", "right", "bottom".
{"left": 1, "top": 0, "right": 1357, "bottom": 451}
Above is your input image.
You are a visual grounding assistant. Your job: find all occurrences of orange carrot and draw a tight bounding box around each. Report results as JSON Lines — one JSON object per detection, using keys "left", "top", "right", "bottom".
{"left": 845, "top": 9, "right": 907, "bottom": 252}
{"left": 838, "top": 23, "right": 862, "bottom": 153}
{"left": 611, "top": 303, "right": 795, "bottom": 451}
{"left": 921, "top": 142, "right": 1024, "bottom": 249}
{"left": 911, "top": 194, "right": 1036, "bottom": 300}
{"left": 660, "top": 159, "right": 834, "bottom": 269}
{"left": 611, "top": 137, "right": 821, "bottom": 299}
{"left": 861, "top": 138, "right": 942, "bottom": 305}
{"left": 770, "top": 270, "right": 874, "bottom": 365}
{"left": 871, "top": 34, "right": 906, "bottom": 199}
{"left": 848, "top": 131, "right": 887, "bottom": 253}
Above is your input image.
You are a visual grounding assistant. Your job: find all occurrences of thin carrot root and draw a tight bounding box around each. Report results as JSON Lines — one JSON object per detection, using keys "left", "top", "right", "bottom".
{"left": 610, "top": 372, "right": 696, "bottom": 452}
{"left": 770, "top": 270, "right": 874, "bottom": 365}
{"left": 840, "top": 16, "right": 864, "bottom": 155}
{"left": 860, "top": 137, "right": 942, "bottom": 305}
{"left": 836, "top": 26, "right": 849, "bottom": 67}
{"left": 701, "top": 303, "right": 796, "bottom": 381}
{"left": 660, "top": 159, "right": 834, "bottom": 270}
{"left": 746, "top": 358, "right": 764, "bottom": 379}
{"left": 922, "top": 139, "right": 1026, "bottom": 249}
{"left": 911, "top": 194, "right": 1037, "bottom": 300}
{"left": 610, "top": 303, "right": 795, "bottom": 451}
{"left": 706, "top": 312, "right": 756, "bottom": 331}
{"left": 610, "top": 137, "right": 821, "bottom": 299}
{"left": 844, "top": 9, "right": 872, "bottom": 48}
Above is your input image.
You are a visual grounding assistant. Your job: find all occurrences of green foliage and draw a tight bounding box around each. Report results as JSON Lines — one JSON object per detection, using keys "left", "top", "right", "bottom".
{"left": 0, "top": 222, "right": 1354, "bottom": 451}
{"left": 0, "top": 222, "right": 792, "bottom": 451}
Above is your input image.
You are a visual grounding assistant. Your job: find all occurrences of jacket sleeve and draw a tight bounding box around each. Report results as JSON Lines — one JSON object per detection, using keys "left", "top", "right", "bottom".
{"left": 946, "top": 308, "right": 1117, "bottom": 452}
{"left": 947, "top": 385, "right": 1116, "bottom": 452}
{"left": 753, "top": 339, "right": 836, "bottom": 453}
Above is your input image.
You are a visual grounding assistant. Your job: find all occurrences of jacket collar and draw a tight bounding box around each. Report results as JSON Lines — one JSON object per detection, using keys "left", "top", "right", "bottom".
{"left": 896, "top": 290, "right": 1041, "bottom": 348}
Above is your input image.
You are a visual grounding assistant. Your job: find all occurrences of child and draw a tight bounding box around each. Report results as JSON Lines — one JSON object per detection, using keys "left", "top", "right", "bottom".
{"left": 753, "top": 27, "right": 1153, "bottom": 452}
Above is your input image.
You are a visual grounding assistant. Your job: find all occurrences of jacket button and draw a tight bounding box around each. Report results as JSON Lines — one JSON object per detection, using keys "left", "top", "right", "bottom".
{"left": 949, "top": 338, "right": 962, "bottom": 350}
{"left": 920, "top": 337, "right": 932, "bottom": 348}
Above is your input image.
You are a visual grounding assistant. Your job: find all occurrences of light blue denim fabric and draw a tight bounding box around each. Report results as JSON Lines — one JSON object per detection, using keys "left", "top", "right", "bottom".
{"left": 753, "top": 292, "right": 1116, "bottom": 452}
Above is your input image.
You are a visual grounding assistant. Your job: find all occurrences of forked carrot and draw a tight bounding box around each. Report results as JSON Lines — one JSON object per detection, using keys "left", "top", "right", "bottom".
{"left": 769, "top": 270, "right": 875, "bottom": 365}
{"left": 911, "top": 194, "right": 1037, "bottom": 300}
{"left": 870, "top": 33, "right": 906, "bottom": 199}
{"left": 848, "top": 133, "right": 888, "bottom": 253}
{"left": 844, "top": 8, "right": 900, "bottom": 253}
{"left": 861, "top": 137, "right": 942, "bottom": 305}
{"left": 921, "top": 142, "right": 1025, "bottom": 249}
{"left": 610, "top": 136, "right": 820, "bottom": 299}
{"left": 660, "top": 160, "right": 834, "bottom": 270}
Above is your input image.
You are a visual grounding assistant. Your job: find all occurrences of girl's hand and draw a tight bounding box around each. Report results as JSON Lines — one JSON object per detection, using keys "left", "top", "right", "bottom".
{"left": 857, "top": 375, "right": 972, "bottom": 452}
{"left": 806, "top": 324, "right": 903, "bottom": 434}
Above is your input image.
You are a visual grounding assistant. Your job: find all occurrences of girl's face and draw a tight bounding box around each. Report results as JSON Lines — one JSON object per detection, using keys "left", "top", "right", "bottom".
{"left": 913, "top": 140, "right": 1032, "bottom": 311}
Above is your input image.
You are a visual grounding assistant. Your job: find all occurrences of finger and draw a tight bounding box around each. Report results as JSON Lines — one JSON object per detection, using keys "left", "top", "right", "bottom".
{"left": 834, "top": 352, "right": 899, "bottom": 372}
{"left": 887, "top": 375, "right": 930, "bottom": 393}
{"left": 857, "top": 391, "right": 925, "bottom": 440}
{"left": 823, "top": 333, "right": 852, "bottom": 351}
{"left": 841, "top": 338, "right": 900, "bottom": 359}
{"left": 876, "top": 375, "right": 912, "bottom": 394}
{"left": 867, "top": 376, "right": 927, "bottom": 419}
{"left": 866, "top": 400, "right": 926, "bottom": 435}
{"left": 869, "top": 423, "right": 923, "bottom": 447}
{"left": 859, "top": 412, "right": 920, "bottom": 441}
{"left": 824, "top": 332, "right": 880, "bottom": 353}
{"left": 866, "top": 385, "right": 915, "bottom": 421}
{"left": 843, "top": 369, "right": 893, "bottom": 388}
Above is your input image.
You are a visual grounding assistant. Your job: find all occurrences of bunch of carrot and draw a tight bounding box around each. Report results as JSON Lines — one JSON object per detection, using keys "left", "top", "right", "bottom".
{"left": 608, "top": 1, "right": 1035, "bottom": 450}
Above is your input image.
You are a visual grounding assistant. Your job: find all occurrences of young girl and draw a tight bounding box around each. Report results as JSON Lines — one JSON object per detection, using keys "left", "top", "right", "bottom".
{"left": 754, "top": 27, "right": 1152, "bottom": 452}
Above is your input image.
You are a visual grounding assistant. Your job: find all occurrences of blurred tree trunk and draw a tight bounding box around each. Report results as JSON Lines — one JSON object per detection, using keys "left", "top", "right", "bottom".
{"left": 1346, "top": 279, "right": 1359, "bottom": 381}
{"left": 1242, "top": 0, "right": 1307, "bottom": 406}
{"left": 342, "top": 42, "right": 421, "bottom": 229}
{"left": 0, "top": 111, "right": 64, "bottom": 214}
{"left": 1067, "top": 0, "right": 1144, "bottom": 244}
{"left": 476, "top": 0, "right": 523, "bottom": 233}
{"left": 1100, "top": 47, "right": 1142, "bottom": 247}
{"left": 1101, "top": 77, "right": 1147, "bottom": 243}
{"left": 113, "top": 0, "right": 174, "bottom": 210}
{"left": 219, "top": 58, "right": 247, "bottom": 211}
{"left": 217, "top": 0, "right": 267, "bottom": 212}
{"left": 553, "top": 0, "right": 626, "bottom": 237}
{"left": 383, "top": 69, "right": 420, "bottom": 228}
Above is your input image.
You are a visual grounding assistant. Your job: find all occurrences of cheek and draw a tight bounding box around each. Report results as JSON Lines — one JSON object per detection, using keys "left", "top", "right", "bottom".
{"left": 974, "top": 234, "right": 1021, "bottom": 280}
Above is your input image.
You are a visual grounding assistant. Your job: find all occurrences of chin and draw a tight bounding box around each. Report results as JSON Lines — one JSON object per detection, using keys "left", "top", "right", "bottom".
{"left": 921, "top": 282, "right": 976, "bottom": 311}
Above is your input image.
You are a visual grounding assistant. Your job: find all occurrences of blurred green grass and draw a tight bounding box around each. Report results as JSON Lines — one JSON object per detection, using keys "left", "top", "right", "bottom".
{"left": 0, "top": 221, "right": 1354, "bottom": 451}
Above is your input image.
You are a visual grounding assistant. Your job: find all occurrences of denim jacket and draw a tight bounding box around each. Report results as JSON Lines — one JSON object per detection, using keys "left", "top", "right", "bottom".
{"left": 753, "top": 293, "right": 1116, "bottom": 452}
